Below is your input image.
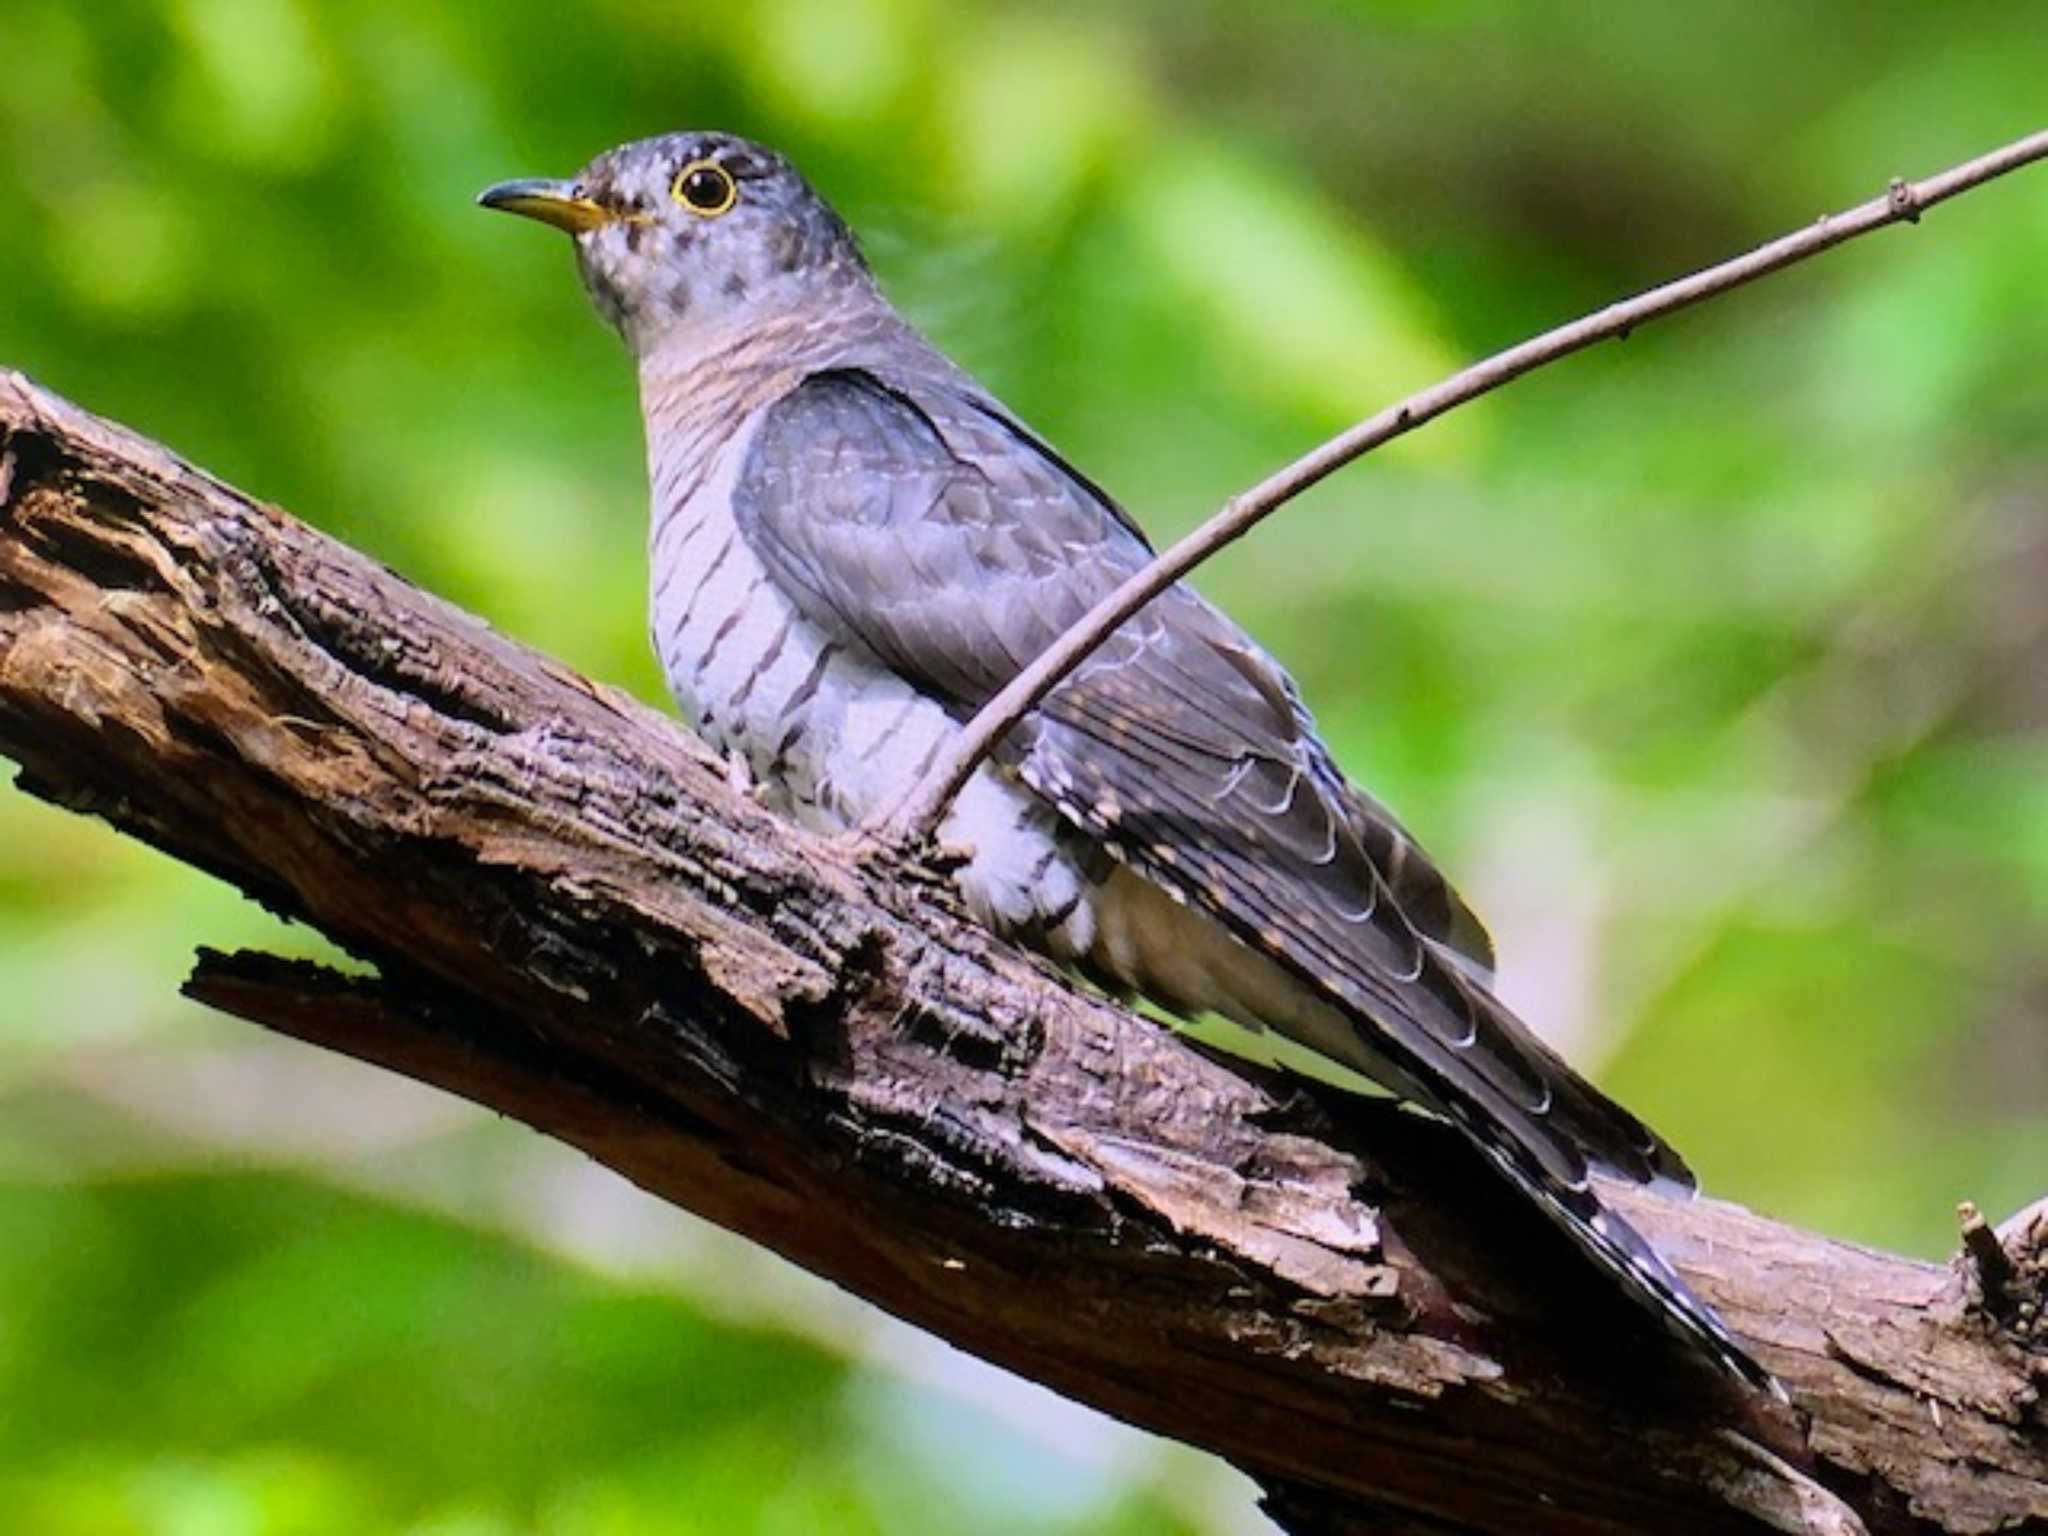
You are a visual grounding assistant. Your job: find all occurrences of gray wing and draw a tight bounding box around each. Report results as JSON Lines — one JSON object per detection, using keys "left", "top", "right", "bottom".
{"left": 734, "top": 366, "right": 1686, "bottom": 1194}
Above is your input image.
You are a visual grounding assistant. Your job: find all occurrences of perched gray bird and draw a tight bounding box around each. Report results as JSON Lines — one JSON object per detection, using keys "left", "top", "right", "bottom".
{"left": 480, "top": 132, "right": 1774, "bottom": 1395}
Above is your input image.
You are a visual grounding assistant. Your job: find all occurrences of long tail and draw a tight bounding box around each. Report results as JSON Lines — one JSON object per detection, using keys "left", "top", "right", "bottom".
{"left": 1432, "top": 1087, "right": 1785, "bottom": 1401}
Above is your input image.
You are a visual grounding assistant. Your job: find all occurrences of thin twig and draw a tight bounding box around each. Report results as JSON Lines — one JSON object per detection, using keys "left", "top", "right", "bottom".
{"left": 882, "top": 127, "right": 2048, "bottom": 842}
{"left": 1958, "top": 1200, "right": 2016, "bottom": 1313}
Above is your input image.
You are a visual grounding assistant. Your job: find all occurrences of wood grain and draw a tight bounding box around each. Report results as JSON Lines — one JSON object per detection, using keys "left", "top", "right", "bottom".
{"left": 2, "top": 370, "right": 2042, "bottom": 1535}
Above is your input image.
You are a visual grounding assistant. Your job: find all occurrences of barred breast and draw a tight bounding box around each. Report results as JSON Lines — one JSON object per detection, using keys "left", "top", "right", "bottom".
{"left": 641, "top": 380, "right": 1390, "bottom": 1062}
{"left": 644, "top": 397, "right": 1101, "bottom": 956}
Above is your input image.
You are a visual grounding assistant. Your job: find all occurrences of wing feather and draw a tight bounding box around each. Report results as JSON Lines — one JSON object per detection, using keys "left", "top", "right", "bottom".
{"left": 734, "top": 364, "right": 1685, "bottom": 1193}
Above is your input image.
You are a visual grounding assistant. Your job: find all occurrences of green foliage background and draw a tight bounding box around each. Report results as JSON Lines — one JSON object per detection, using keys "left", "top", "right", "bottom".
{"left": 2, "top": 2, "right": 2044, "bottom": 1531}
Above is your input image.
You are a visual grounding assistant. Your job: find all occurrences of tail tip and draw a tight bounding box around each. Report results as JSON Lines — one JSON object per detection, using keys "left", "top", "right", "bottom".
{"left": 1715, "top": 1337, "right": 1791, "bottom": 1406}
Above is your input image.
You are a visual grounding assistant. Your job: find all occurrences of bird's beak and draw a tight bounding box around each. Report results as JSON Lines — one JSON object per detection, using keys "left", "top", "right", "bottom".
{"left": 475, "top": 178, "right": 612, "bottom": 234}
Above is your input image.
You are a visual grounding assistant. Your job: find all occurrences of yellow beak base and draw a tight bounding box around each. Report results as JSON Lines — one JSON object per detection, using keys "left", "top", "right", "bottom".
{"left": 476, "top": 178, "right": 611, "bottom": 234}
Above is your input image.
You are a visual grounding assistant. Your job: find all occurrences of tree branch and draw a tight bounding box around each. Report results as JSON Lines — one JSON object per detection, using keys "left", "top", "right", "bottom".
{"left": 1, "top": 372, "right": 2043, "bottom": 1534}
{"left": 885, "top": 126, "right": 2048, "bottom": 841}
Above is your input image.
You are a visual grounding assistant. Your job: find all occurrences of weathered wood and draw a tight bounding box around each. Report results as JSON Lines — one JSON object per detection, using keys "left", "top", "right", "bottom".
{"left": 1, "top": 369, "right": 2042, "bottom": 1535}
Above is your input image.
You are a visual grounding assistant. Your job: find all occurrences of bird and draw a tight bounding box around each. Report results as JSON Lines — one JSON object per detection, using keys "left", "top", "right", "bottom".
{"left": 479, "top": 131, "right": 1777, "bottom": 1397}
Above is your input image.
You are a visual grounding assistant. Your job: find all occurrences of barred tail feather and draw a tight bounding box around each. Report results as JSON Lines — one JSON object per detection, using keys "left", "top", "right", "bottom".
{"left": 1442, "top": 1096, "right": 1786, "bottom": 1402}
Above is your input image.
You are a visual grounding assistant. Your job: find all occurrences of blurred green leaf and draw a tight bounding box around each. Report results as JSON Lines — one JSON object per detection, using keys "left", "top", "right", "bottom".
{"left": 3, "top": 2, "right": 2044, "bottom": 1526}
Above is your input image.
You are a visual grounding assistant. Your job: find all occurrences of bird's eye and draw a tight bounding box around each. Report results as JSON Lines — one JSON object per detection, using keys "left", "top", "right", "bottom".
{"left": 672, "top": 161, "right": 738, "bottom": 217}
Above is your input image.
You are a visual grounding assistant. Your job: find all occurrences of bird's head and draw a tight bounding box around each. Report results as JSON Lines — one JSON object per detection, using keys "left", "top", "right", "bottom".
{"left": 479, "top": 132, "right": 870, "bottom": 359}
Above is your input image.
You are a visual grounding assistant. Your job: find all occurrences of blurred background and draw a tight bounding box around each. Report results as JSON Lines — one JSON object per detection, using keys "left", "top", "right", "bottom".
{"left": 2, "top": 2, "right": 2044, "bottom": 1531}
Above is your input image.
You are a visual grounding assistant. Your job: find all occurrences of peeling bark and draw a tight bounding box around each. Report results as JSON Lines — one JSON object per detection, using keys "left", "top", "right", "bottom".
{"left": 2, "top": 370, "right": 2043, "bottom": 1535}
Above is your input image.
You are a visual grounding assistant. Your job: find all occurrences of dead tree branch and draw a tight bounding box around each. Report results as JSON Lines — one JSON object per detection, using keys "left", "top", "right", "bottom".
{"left": 1, "top": 372, "right": 2043, "bottom": 1534}
{"left": 888, "top": 126, "right": 2048, "bottom": 840}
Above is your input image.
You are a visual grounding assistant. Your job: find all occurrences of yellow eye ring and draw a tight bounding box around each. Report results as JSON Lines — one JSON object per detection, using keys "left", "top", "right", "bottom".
{"left": 672, "top": 160, "right": 738, "bottom": 217}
